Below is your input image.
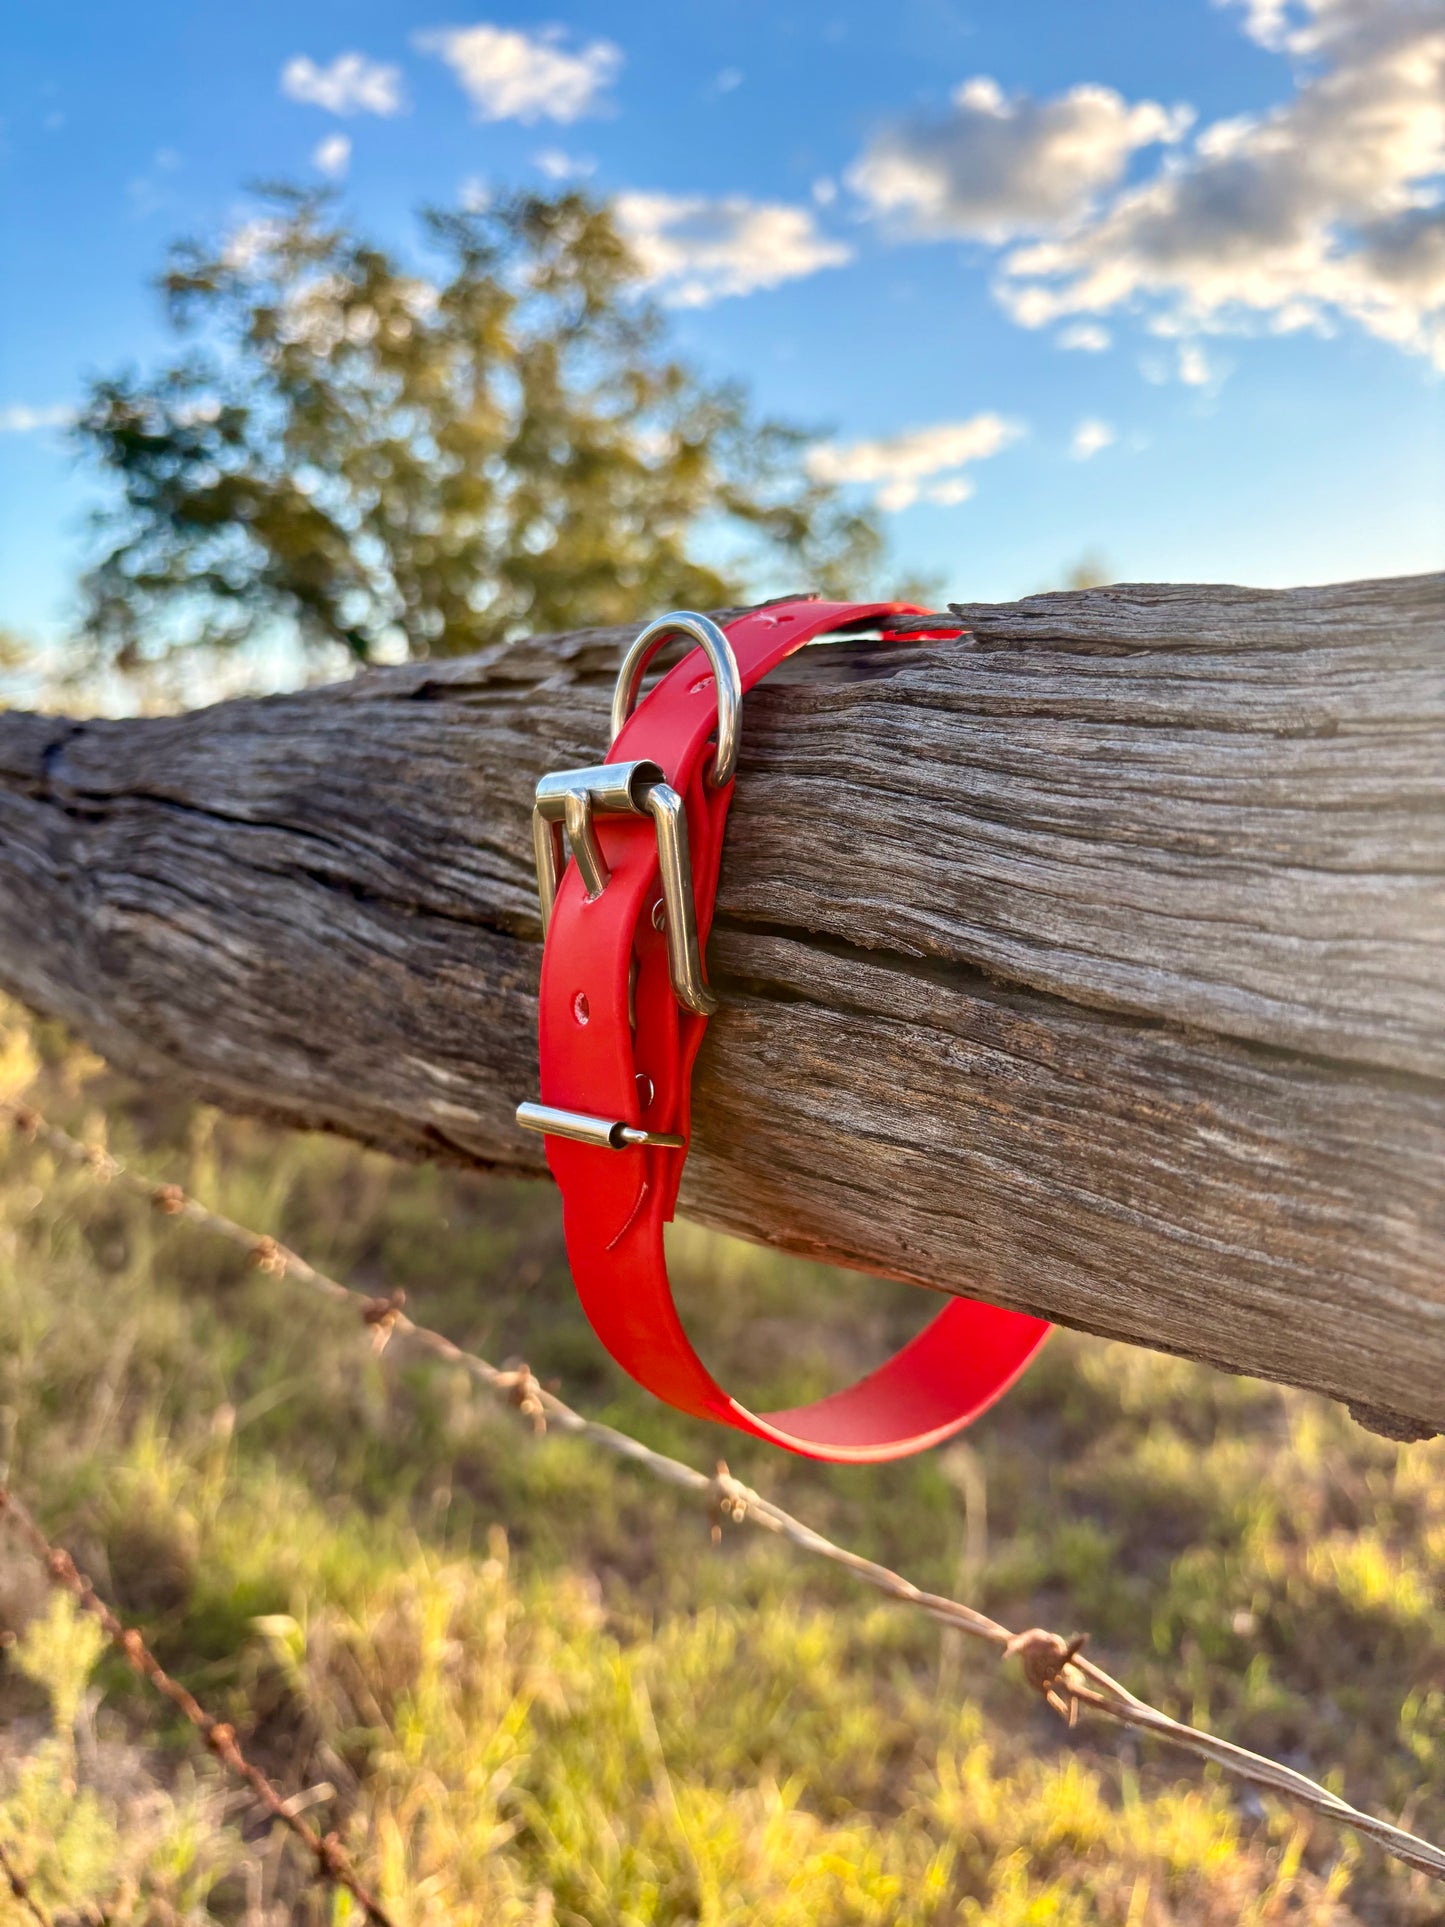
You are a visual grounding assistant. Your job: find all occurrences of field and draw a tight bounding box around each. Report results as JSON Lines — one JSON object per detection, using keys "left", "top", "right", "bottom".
{"left": 0, "top": 998, "right": 1441, "bottom": 1925}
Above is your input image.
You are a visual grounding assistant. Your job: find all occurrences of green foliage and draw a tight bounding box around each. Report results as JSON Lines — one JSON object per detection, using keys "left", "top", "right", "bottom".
{"left": 0, "top": 1000, "right": 1441, "bottom": 1921}
{"left": 75, "top": 187, "right": 881, "bottom": 670}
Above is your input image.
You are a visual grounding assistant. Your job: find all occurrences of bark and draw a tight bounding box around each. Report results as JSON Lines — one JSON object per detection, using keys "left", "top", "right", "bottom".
{"left": 2, "top": 575, "right": 1442, "bottom": 1432}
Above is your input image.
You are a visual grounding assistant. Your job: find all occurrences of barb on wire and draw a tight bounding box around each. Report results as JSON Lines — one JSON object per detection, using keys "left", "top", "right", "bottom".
{"left": 8, "top": 1096, "right": 1445, "bottom": 1887}
{"left": 0, "top": 1481, "right": 393, "bottom": 1927}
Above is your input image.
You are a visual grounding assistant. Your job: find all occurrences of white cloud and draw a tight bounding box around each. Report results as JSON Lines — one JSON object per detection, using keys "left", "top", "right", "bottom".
{"left": 615, "top": 192, "right": 851, "bottom": 306}
{"left": 416, "top": 24, "right": 620, "bottom": 123}
{"left": 812, "top": 176, "right": 838, "bottom": 206}
{"left": 281, "top": 52, "right": 405, "bottom": 116}
{"left": 714, "top": 67, "right": 744, "bottom": 93}
{"left": 0, "top": 403, "right": 72, "bottom": 434}
{"left": 1070, "top": 418, "right": 1116, "bottom": 459}
{"left": 849, "top": 74, "right": 1191, "bottom": 240}
{"left": 806, "top": 413, "right": 1023, "bottom": 511}
{"left": 313, "top": 132, "right": 352, "bottom": 178}
{"left": 843, "top": 2, "right": 1445, "bottom": 371}
{"left": 1177, "top": 343, "right": 1212, "bottom": 385}
{"left": 1058, "top": 320, "right": 1112, "bottom": 351}
{"left": 924, "top": 476, "right": 975, "bottom": 506}
{"left": 993, "top": 0, "right": 1445, "bottom": 367}
{"left": 1225, "top": 0, "right": 1300, "bottom": 52}
{"left": 533, "top": 148, "right": 595, "bottom": 181}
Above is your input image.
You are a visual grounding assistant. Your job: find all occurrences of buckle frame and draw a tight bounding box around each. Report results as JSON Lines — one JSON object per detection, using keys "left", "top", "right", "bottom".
{"left": 526, "top": 609, "right": 744, "bottom": 1022}
{"left": 531, "top": 758, "right": 717, "bottom": 1018}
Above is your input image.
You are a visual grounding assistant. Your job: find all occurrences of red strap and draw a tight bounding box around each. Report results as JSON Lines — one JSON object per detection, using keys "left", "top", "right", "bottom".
{"left": 536, "top": 600, "right": 1049, "bottom": 1462}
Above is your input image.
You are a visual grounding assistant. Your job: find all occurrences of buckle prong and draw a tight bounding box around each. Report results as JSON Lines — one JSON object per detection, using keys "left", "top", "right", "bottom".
{"left": 563, "top": 787, "right": 609, "bottom": 899}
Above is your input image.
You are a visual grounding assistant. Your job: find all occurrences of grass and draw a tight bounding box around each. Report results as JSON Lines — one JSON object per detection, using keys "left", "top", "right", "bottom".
{"left": 0, "top": 999, "right": 1441, "bottom": 1924}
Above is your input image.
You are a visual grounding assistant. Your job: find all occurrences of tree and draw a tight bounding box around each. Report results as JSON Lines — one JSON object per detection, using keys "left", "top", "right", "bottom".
{"left": 76, "top": 187, "right": 881, "bottom": 669}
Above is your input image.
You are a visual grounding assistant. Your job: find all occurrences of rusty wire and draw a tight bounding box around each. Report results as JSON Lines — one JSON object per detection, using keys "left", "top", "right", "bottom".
{"left": 7, "top": 1096, "right": 1445, "bottom": 1887}
{"left": 0, "top": 1483, "right": 393, "bottom": 1927}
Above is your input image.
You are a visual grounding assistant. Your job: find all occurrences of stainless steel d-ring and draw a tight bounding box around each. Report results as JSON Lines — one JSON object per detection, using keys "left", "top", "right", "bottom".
{"left": 610, "top": 612, "right": 742, "bottom": 788}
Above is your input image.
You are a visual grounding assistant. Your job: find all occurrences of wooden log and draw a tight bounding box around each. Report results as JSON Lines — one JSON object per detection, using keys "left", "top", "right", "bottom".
{"left": 2, "top": 575, "right": 1442, "bottom": 1434}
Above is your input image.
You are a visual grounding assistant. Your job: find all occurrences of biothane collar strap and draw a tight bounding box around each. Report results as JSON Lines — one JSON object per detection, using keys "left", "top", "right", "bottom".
{"left": 517, "top": 600, "right": 1049, "bottom": 1463}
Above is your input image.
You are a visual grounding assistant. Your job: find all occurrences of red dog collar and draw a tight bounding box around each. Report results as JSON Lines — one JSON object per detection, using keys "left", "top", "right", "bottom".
{"left": 518, "top": 601, "right": 1049, "bottom": 1461}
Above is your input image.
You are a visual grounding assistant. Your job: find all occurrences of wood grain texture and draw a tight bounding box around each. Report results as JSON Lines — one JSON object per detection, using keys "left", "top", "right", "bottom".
{"left": 1, "top": 575, "right": 1442, "bottom": 1429}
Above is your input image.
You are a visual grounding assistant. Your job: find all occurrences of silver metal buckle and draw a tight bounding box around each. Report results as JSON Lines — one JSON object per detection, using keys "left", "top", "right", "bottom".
{"left": 517, "top": 612, "right": 746, "bottom": 1150}
{"left": 531, "top": 757, "right": 717, "bottom": 1019}
{"left": 529, "top": 610, "right": 746, "bottom": 1022}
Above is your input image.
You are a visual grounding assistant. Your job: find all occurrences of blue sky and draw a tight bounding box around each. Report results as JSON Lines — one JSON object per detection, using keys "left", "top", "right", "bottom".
{"left": 2, "top": 0, "right": 1442, "bottom": 644}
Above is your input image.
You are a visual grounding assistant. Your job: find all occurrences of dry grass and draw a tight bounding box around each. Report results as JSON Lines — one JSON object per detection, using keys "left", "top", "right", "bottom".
{"left": 0, "top": 1001, "right": 1440, "bottom": 1923}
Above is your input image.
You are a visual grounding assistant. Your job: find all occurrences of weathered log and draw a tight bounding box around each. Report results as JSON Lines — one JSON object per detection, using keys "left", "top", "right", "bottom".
{"left": 2, "top": 576, "right": 1442, "bottom": 1432}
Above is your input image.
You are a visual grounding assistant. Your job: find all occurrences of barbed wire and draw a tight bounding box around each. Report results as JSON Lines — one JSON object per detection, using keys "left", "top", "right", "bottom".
{"left": 6, "top": 1096, "right": 1445, "bottom": 1888}
{"left": 0, "top": 1479, "right": 393, "bottom": 1927}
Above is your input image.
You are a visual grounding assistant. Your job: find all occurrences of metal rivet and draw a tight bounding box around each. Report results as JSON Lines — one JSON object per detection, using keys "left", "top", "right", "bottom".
{"left": 636, "top": 1073, "right": 655, "bottom": 1109}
